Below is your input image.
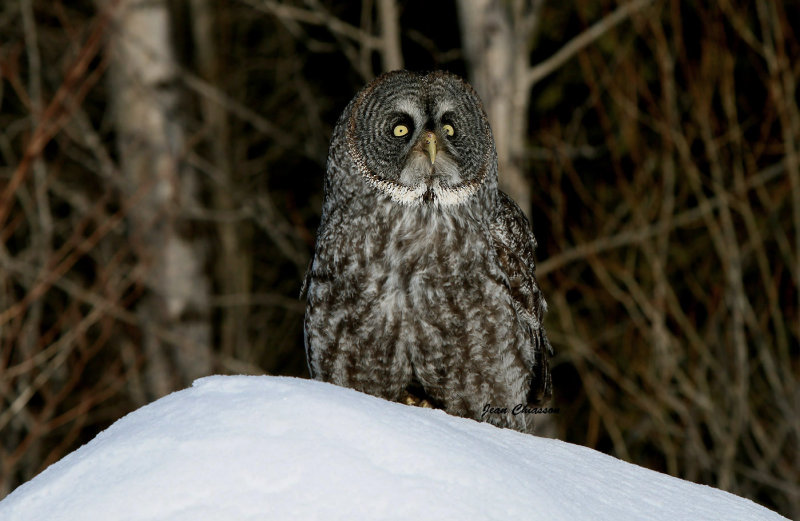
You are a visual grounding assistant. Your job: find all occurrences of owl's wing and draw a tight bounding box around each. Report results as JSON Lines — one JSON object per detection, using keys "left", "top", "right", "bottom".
{"left": 489, "top": 191, "right": 553, "bottom": 405}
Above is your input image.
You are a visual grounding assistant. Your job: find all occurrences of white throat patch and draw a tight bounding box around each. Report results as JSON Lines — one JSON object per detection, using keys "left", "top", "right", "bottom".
{"left": 360, "top": 172, "right": 483, "bottom": 207}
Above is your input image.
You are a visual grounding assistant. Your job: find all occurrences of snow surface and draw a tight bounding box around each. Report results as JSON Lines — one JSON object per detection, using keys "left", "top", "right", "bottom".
{"left": 0, "top": 375, "right": 787, "bottom": 521}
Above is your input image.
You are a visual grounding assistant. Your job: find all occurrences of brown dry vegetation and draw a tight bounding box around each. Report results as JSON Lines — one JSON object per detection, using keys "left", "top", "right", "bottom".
{"left": 0, "top": 0, "right": 797, "bottom": 517}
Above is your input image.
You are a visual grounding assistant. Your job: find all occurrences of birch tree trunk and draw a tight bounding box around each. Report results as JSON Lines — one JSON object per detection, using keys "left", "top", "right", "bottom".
{"left": 457, "top": 0, "right": 542, "bottom": 217}
{"left": 106, "top": 0, "right": 212, "bottom": 398}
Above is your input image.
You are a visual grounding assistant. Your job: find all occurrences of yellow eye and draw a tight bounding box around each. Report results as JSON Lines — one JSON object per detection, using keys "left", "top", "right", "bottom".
{"left": 443, "top": 124, "right": 455, "bottom": 136}
{"left": 393, "top": 125, "right": 409, "bottom": 137}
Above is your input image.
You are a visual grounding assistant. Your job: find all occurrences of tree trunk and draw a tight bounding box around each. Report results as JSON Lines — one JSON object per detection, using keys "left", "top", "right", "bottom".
{"left": 106, "top": 0, "right": 212, "bottom": 398}
{"left": 456, "top": 0, "right": 541, "bottom": 217}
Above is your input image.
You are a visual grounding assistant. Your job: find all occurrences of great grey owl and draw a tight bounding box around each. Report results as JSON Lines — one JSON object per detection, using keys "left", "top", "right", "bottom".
{"left": 304, "top": 70, "right": 552, "bottom": 433}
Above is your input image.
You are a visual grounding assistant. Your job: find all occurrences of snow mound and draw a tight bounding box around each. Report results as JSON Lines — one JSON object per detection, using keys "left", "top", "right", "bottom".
{"left": 0, "top": 375, "right": 786, "bottom": 521}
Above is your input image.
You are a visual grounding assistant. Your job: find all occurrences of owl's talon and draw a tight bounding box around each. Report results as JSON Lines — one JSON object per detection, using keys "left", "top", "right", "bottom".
{"left": 401, "top": 390, "right": 435, "bottom": 409}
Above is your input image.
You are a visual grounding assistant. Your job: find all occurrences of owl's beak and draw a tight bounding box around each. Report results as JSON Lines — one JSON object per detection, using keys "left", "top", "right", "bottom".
{"left": 423, "top": 131, "right": 437, "bottom": 164}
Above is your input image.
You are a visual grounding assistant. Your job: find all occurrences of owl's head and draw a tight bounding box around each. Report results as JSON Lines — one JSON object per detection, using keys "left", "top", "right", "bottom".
{"left": 339, "top": 70, "right": 496, "bottom": 207}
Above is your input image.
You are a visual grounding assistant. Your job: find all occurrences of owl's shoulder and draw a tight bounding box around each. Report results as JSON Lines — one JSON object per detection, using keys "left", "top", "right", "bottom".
{"left": 490, "top": 191, "right": 538, "bottom": 275}
{"left": 487, "top": 190, "right": 548, "bottom": 334}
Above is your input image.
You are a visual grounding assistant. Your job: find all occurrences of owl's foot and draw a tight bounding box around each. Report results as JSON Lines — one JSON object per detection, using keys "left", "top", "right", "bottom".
{"left": 401, "top": 389, "right": 435, "bottom": 409}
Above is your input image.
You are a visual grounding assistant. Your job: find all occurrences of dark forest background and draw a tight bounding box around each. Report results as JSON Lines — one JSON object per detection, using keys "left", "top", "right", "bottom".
{"left": 1, "top": 0, "right": 798, "bottom": 517}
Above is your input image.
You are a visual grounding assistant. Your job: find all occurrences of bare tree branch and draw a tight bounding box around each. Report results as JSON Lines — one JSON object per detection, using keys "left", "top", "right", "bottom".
{"left": 0, "top": 9, "right": 110, "bottom": 229}
{"left": 247, "top": 0, "right": 381, "bottom": 48}
{"left": 525, "top": 0, "right": 654, "bottom": 89}
{"left": 539, "top": 162, "right": 786, "bottom": 275}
